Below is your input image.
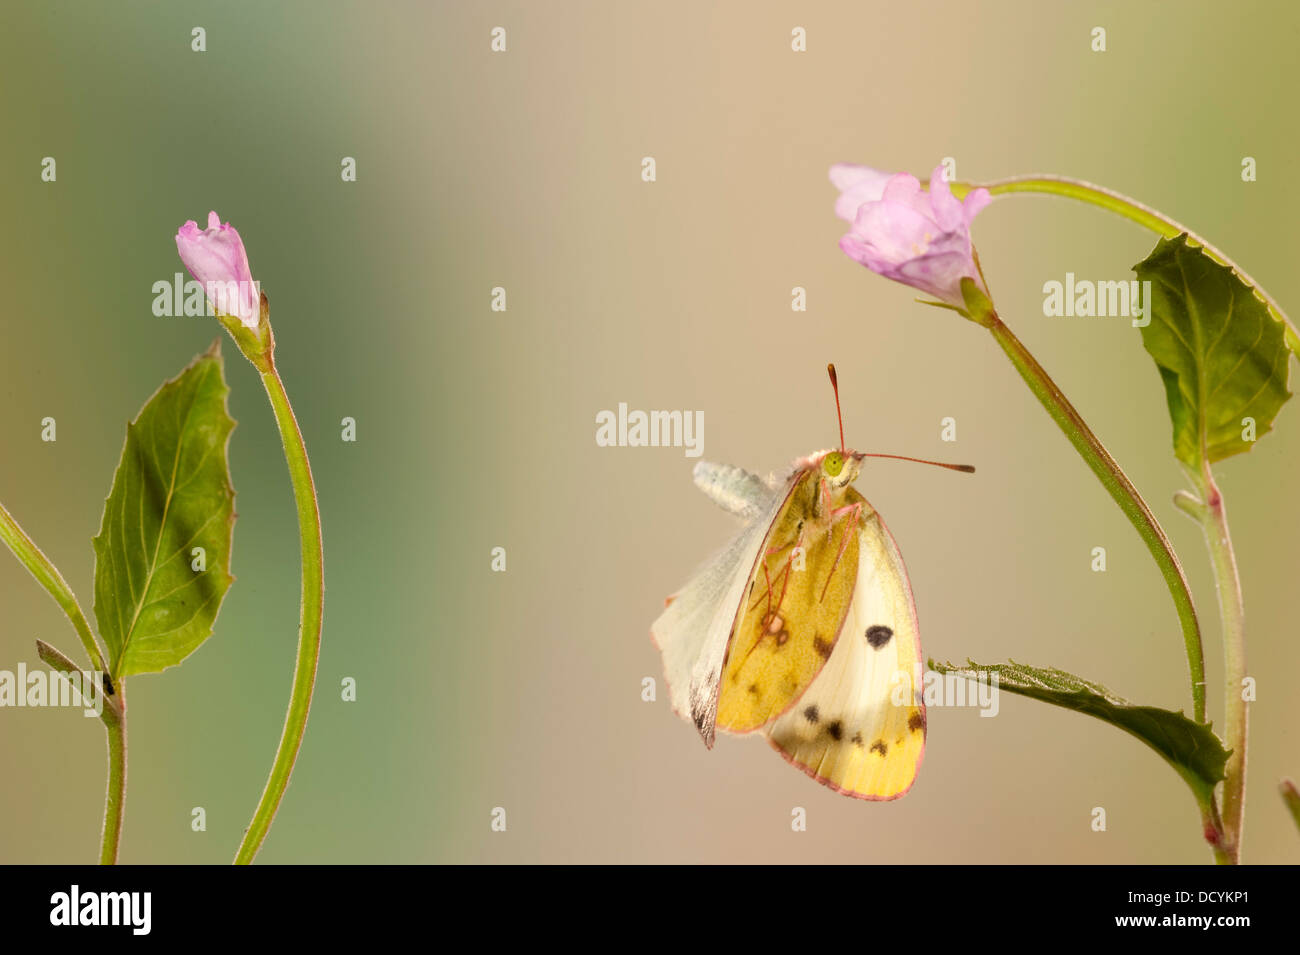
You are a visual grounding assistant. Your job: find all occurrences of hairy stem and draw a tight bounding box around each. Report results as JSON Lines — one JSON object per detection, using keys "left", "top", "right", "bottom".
{"left": 36, "top": 639, "right": 125, "bottom": 863}
{"left": 99, "top": 682, "right": 127, "bottom": 864}
{"left": 1192, "top": 472, "right": 1247, "bottom": 863}
{"left": 978, "top": 313, "right": 1207, "bottom": 723}
{"left": 233, "top": 363, "right": 324, "bottom": 864}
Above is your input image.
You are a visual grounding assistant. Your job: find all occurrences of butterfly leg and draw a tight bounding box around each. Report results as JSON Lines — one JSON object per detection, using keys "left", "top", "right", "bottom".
{"left": 734, "top": 547, "right": 800, "bottom": 672}
{"left": 758, "top": 558, "right": 776, "bottom": 618}
{"left": 752, "top": 543, "right": 787, "bottom": 612}
{"left": 771, "top": 544, "right": 796, "bottom": 628}
{"left": 746, "top": 534, "right": 804, "bottom": 655}
{"left": 819, "top": 502, "right": 863, "bottom": 602}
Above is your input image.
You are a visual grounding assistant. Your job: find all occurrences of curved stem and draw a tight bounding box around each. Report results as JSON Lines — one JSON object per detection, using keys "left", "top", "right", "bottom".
{"left": 979, "top": 313, "right": 1207, "bottom": 723}
{"left": 952, "top": 174, "right": 1300, "bottom": 352}
{"left": 951, "top": 173, "right": 1272, "bottom": 861}
{"left": 0, "top": 502, "right": 109, "bottom": 675}
{"left": 233, "top": 362, "right": 324, "bottom": 864}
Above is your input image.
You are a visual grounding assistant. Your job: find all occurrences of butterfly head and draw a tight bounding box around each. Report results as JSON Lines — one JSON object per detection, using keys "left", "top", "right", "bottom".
{"left": 819, "top": 448, "right": 865, "bottom": 489}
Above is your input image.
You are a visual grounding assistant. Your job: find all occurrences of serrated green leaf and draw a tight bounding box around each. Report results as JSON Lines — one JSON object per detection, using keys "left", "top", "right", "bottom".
{"left": 93, "top": 342, "right": 236, "bottom": 679}
{"left": 1133, "top": 234, "right": 1292, "bottom": 470}
{"left": 930, "top": 658, "right": 1229, "bottom": 810}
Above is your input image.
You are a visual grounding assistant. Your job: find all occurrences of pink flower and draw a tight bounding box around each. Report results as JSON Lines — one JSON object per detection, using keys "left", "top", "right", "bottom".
{"left": 832, "top": 164, "right": 991, "bottom": 309}
{"left": 175, "top": 211, "right": 260, "bottom": 329}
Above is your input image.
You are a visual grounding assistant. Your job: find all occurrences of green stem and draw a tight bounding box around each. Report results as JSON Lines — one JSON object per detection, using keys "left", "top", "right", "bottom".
{"left": 952, "top": 173, "right": 1278, "bottom": 861}
{"left": 979, "top": 313, "right": 1208, "bottom": 724}
{"left": 0, "top": 502, "right": 109, "bottom": 674}
{"left": 36, "top": 639, "right": 125, "bottom": 864}
{"left": 3, "top": 504, "right": 125, "bottom": 863}
{"left": 99, "top": 682, "right": 127, "bottom": 864}
{"left": 232, "top": 362, "right": 324, "bottom": 864}
{"left": 951, "top": 174, "right": 1300, "bottom": 352}
{"left": 1188, "top": 470, "right": 1247, "bottom": 864}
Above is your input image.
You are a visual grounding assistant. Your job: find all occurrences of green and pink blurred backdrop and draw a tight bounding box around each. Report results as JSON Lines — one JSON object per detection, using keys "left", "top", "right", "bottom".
{"left": 1, "top": 1, "right": 1297, "bottom": 863}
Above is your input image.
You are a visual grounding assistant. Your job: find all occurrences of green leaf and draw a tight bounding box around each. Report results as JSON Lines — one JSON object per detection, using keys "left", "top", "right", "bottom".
{"left": 929, "top": 658, "right": 1229, "bottom": 810}
{"left": 93, "top": 342, "right": 236, "bottom": 680}
{"left": 1133, "top": 234, "right": 1292, "bottom": 470}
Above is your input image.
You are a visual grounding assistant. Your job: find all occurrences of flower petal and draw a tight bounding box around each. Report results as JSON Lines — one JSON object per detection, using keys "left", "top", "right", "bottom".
{"left": 829, "top": 163, "right": 895, "bottom": 222}
{"left": 926, "top": 166, "right": 965, "bottom": 232}
{"left": 962, "top": 186, "right": 993, "bottom": 221}
{"left": 174, "top": 211, "right": 260, "bottom": 329}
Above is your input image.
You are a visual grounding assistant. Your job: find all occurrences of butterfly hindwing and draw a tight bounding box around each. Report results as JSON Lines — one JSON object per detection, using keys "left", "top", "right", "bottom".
{"left": 692, "top": 461, "right": 777, "bottom": 521}
{"left": 764, "top": 492, "right": 926, "bottom": 800}
{"left": 714, "top": 473, "right": 861, "bottom": 735}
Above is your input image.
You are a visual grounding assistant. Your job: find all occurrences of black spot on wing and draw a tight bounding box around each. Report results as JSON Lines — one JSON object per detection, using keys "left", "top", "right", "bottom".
{"left": 865, "top": 625, "right": 893, "bottom": 649}
{"left": 813, "top": 635, "right": 833, "bottom": 659}
{"left": 908, "top": 710, "right": 926, "bottom": 733}
{"left": 827, "top": 720, "right": 843, "bottom": 741}
{"left": 870, "top": 740, "right": 888, "bottom": 755}
{"left": 803, "top": 705, "right": 819, "bottom": 724}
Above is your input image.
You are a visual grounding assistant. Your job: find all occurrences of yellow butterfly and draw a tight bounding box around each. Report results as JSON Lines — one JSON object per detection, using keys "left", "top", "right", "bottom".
{"left": 651, "top": 365, "right": 972, "bottom": 800}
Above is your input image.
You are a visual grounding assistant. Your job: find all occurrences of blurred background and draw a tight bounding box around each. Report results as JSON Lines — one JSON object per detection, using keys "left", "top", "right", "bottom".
{"left": 1, "top": 0, "right": 1297, "bottom": 863}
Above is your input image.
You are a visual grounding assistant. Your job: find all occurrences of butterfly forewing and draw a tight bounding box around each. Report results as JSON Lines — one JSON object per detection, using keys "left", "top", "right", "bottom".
{"left": 764, "top": 494, "right": 927, "bottom": 800}
{"left": 714, "top": 472, "right": 861, "bottom": 735}
{"left": 650, "top": 470, "right": 804, "bottom": 746}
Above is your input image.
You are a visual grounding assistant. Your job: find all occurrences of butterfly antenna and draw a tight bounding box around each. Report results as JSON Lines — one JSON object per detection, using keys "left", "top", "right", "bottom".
{"left": 859, "top": 452, "right": 975, "bottom": 474}
{"left": 827, "top": 363, "right": 845, "bottom": 453}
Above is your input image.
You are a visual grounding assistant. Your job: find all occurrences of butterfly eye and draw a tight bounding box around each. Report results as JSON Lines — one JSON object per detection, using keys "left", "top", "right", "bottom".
{"left": 823, "top": 452, "right": 844, "bottom": 478}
